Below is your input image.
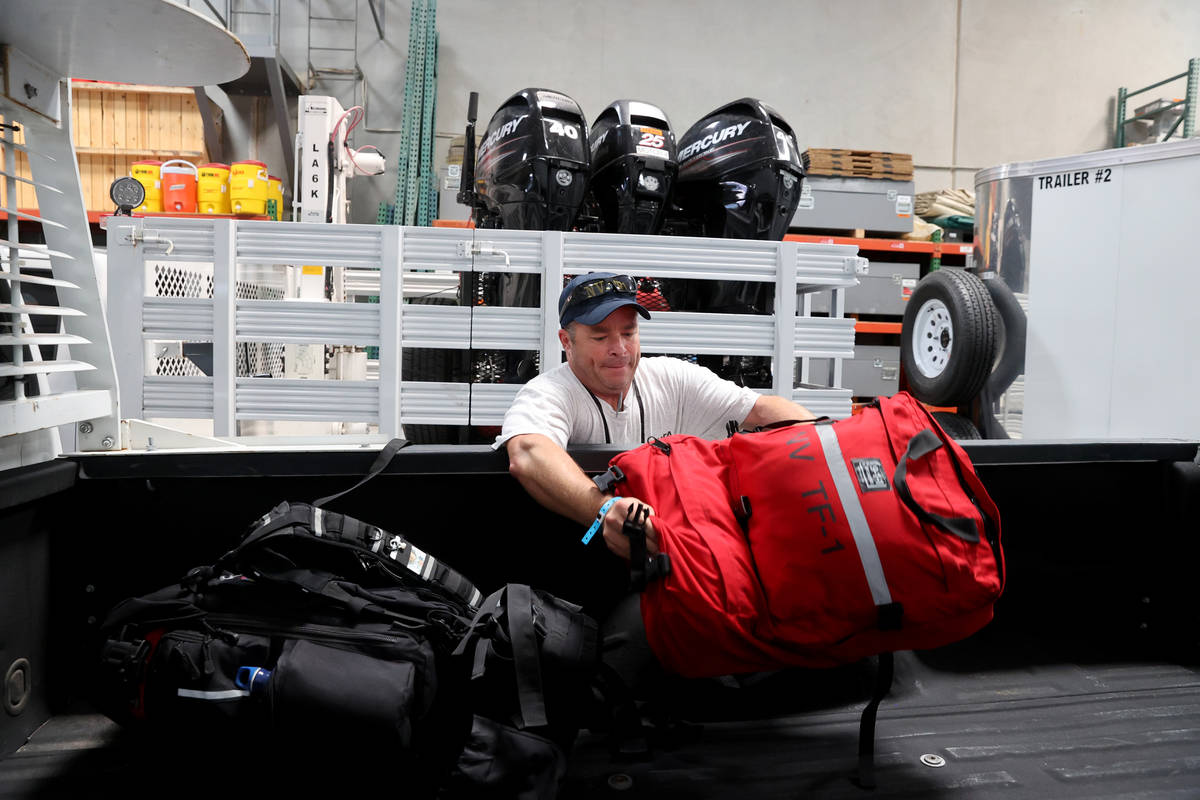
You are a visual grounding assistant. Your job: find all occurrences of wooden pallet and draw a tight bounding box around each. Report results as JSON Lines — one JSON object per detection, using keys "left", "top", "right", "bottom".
{"left": 805, "top": 166, "right": 914, "bottom": 180}
{"left": 803, "top": 148, "right": 914, "bottom": 180}
{"left": 804, "top": 147, "right": 914, "bottom": 161}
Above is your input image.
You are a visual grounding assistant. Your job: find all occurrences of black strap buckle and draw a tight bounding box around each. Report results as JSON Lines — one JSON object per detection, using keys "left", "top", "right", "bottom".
{"left": 593, "top": 465, "right": 626, "bottom": 493}
{"left": 624, "top": 502, "right": 671, "bottom": 592}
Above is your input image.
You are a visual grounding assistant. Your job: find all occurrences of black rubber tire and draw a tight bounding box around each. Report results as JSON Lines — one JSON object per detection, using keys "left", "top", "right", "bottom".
{"left": 402, "top": 296, "right": 459, "bottom": 445}
{"left": 901, "top": 269, "right": 998, "bottom": 407}
{"left": 932, "top": 411, "right": 981, "bottom": 441}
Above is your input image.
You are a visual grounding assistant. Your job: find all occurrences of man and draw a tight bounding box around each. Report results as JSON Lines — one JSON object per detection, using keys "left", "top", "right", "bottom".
{"left": 496, "top": 271, "right": 814, "bottom": 559}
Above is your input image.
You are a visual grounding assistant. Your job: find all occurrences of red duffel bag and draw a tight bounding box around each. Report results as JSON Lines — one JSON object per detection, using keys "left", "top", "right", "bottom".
{"left": 606, "top": 391, "right": 1004, "bottom": 678}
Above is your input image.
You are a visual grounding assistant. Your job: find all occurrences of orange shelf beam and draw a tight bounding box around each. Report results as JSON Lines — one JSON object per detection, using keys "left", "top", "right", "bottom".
{"left": 854, "top": 321, "right": 902, "bottom": 335}
{"left": 785, "top": 233, "right": 974, "bottom": 258}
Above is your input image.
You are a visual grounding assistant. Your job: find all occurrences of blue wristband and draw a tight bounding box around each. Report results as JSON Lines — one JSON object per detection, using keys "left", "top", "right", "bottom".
{"left": 582, "top": 497, "right": 618, "bottom": 545}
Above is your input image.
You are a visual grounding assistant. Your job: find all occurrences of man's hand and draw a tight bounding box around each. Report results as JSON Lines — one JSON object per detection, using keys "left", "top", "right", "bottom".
{"left": 602, "top": 496, "right": 659, "bottom": 560}
{"left": 506, "top": 433, "right": 661, "bottom": 559}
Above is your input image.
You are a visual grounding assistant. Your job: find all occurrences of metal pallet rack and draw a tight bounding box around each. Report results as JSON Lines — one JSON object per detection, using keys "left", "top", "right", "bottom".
{"left": 1115, "top": 57, "right": 1198, "bottom": 148}
{"left": 379, "top": 0, "right": 438, "bottom": 227}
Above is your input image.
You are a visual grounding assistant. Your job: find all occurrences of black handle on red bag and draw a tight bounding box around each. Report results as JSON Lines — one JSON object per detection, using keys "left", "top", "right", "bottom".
{"left": 893, "top": 429, "right": 980, "bottom": 543}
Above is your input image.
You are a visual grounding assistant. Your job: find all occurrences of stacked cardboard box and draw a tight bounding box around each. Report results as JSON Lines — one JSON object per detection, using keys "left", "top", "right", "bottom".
{"left": 447, "top": 134, "right": 483, "bottom": 165}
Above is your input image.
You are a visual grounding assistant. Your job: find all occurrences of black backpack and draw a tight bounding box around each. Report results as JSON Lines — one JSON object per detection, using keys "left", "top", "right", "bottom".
{"left": 94, "top": 439, "right": 599, "bottom": 798}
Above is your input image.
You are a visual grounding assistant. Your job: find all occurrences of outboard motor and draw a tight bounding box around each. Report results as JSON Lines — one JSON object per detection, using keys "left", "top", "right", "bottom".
{"left": 471, "top": 88, "right": 590, "bottom": 230}
{"left": 670, "top": 98, "right": 804, "bottom": 241}
{"left": 587, "top": 100, "right": 678, "bottom": 234}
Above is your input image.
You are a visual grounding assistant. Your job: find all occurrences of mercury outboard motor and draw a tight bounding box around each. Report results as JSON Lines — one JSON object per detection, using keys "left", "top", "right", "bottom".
{"left": 587, "top": 100, "right": 678, "bottom": 234}
{"left": 470, "top": 87, "right": 590, "bottom": 230}
{"left": 670, "top": 98, "right": 804, "bottom": 241}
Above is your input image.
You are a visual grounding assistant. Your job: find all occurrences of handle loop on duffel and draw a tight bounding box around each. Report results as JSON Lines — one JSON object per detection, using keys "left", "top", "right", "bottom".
{"left": 313, "top": 437, "right": 413, "bottom": 508}
{"left": 893, "top": 429, "right": 980, "bottom": 543}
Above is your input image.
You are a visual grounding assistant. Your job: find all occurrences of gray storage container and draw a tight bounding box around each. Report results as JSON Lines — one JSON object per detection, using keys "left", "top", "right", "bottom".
{"left": 841, "top": 345, "right": 901, "bottom": 399}
{"left": 810, "top": 260, "right": 919, "bottom": 316}
{"left": 791, "top": 176, "right": 914, "bottom": 234}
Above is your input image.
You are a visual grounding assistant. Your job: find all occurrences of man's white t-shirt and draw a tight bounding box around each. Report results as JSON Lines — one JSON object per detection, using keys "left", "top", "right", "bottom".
{"left": 493, "top": 356, "right": 761, "bottom": 450}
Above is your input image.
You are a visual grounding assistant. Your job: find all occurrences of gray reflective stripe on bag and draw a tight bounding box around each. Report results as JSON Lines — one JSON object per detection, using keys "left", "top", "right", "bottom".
{"left": 233, "top": 502, "right": 484, "bottom": 612}
{"left": 815, "top": 425, "right": 903, "bottom": 630}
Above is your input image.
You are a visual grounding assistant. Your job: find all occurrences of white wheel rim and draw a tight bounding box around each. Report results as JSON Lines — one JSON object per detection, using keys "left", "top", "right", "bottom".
{"left": 912, "top": 298, "right": 953, "bottom": 378}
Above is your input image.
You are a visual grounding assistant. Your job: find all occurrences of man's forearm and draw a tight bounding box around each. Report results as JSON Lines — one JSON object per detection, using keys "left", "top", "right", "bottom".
{"left": 505, "top": 433, "right": 607, "bottom": 525}
{"left": 743, "top": 393, "right": 815, "bottom": 429}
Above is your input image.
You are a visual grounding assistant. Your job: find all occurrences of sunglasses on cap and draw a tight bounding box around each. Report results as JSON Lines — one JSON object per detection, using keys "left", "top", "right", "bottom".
{"left": 558, "top": 274, "right": 638, "bottom": 317}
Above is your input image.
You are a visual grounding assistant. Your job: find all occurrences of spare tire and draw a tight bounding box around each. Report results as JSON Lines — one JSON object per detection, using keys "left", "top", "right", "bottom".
{"left": 932, "top": 411, "right": 981, "bottom": 441}
{"left": 901, "top": 269, "right": 998, "bottom": 407}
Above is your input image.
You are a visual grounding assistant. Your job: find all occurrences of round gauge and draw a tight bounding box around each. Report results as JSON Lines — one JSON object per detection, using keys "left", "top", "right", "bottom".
{"left": 109, "top": 176, "right": 146, "bottom": 211}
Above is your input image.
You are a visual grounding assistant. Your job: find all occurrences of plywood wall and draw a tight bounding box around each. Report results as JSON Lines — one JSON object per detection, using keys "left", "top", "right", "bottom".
{"left": 1, "top": 80, "right": 218, "bottom": 214}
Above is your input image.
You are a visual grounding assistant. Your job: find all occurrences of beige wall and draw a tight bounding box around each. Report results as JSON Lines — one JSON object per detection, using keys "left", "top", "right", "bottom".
{"left": 206, "top": 0, "right": 1200, "bottom": 222}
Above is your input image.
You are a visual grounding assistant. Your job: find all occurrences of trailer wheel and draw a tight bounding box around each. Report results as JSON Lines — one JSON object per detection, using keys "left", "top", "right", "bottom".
{"left": 932, "top": 411, "right": 981, "bottom": 440}
{"left": 901, "top": 269, "right": 998, "bottom": 407}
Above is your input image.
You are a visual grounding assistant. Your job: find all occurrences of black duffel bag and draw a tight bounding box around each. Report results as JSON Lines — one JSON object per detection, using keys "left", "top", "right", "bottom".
{"left": 94, "top": 439, "right": 601, "bottom": 798}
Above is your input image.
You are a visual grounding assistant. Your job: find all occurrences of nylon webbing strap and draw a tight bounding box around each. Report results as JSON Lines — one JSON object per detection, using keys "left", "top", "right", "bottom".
{"left": 815, "top": 425, "right": 893, "bottom": 607}
{"left": 317, "top": 506, "right": 484, "bottom": 611}
{"left": 507, "top": 583, "right": 549, "bottom": 728}
{"left": 454, "top": 587, "right": 504, "bottom": 663}
{"left": 856, "top": 651, "right": 895, "bottom": 790}
{"left": 312, "top": 437, "right": 413, "bottom": 508}
{"left": 894, "top": 430, "right": 980, "bottom": 543}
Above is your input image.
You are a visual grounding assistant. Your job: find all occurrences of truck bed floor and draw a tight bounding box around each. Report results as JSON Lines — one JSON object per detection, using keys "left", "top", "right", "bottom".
{"left": 2, "top": 651, "right": 1197, "bottom": 799}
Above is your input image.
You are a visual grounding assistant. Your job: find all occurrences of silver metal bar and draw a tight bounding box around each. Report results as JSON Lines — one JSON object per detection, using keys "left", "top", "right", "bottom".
{"left": 401, "top": 381, "right": 471, "bottom": 425}
{"left": 0, "top": 303, "right": 85, "bottom": 316}
{"left": 0, "top": 389, "right": 112, "bottom": 435}
{"left": 142, "top": 298, "right": 213, "bottom": 340}
{"left": 639, "top": 312, "right": 775, "bottom": 356}
{"left": 0, "top": 360, "right": 95, "bottom": 377}
{"left": 0, "top": 137, "right": 57, "bottom": 161}
{"left": 793, "top": 316, "right": 856, "bottom": 359}
{"left": 236, "top": 378, "right": 378, "bottom": 422}
{"left": 399, "top": 304, "right": 541, "bottom": 350}
{"left": 469, "top": 382, "right": 522, "bottom": 425}
{"left": 792, "top": 387, "right": 853, "bottom": 418}
{"left": 0, "top": 332, "right": 88, "bottom": 346}
{"left": 108, "top": 219, "right": 146, "bottom": 427}
{"left": 1, "top": 206, "right": 68, "bottom": 229}
{"left": 236, "top": 299, "right": 379, "bottom": 344}
{"left": 212, "top": 219, "right": 236, "bottom": 436}
{"left": 0, "top": 167, "right": 63, "bottom": 193}
{"left": 0, "top": 238, "right": 73, "bottom": 259}
{"left": 192, "top": 87, "right": 223, "bottom": 163}
{"left": 143, "top": 376, "right": 214, "bottom": 418}
{"left": 541, "top": 232, "right": 563, "bottom": 372}
{"left": 378, "top": 226, "right": 401, "bottom": 437}
{"left": 264, "top": 57, "right": 295, "bottom": 198}
{"left": 0, "top": 272, "right": 79, "bottom": 288}
{"left": 773, "top": 240, "right": 798, "bottom": 396}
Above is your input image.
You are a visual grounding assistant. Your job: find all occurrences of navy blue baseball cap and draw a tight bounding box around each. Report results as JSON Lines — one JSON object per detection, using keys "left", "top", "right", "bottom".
{"left": 558, "top": 272, "right": 651, "bottom": 327}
